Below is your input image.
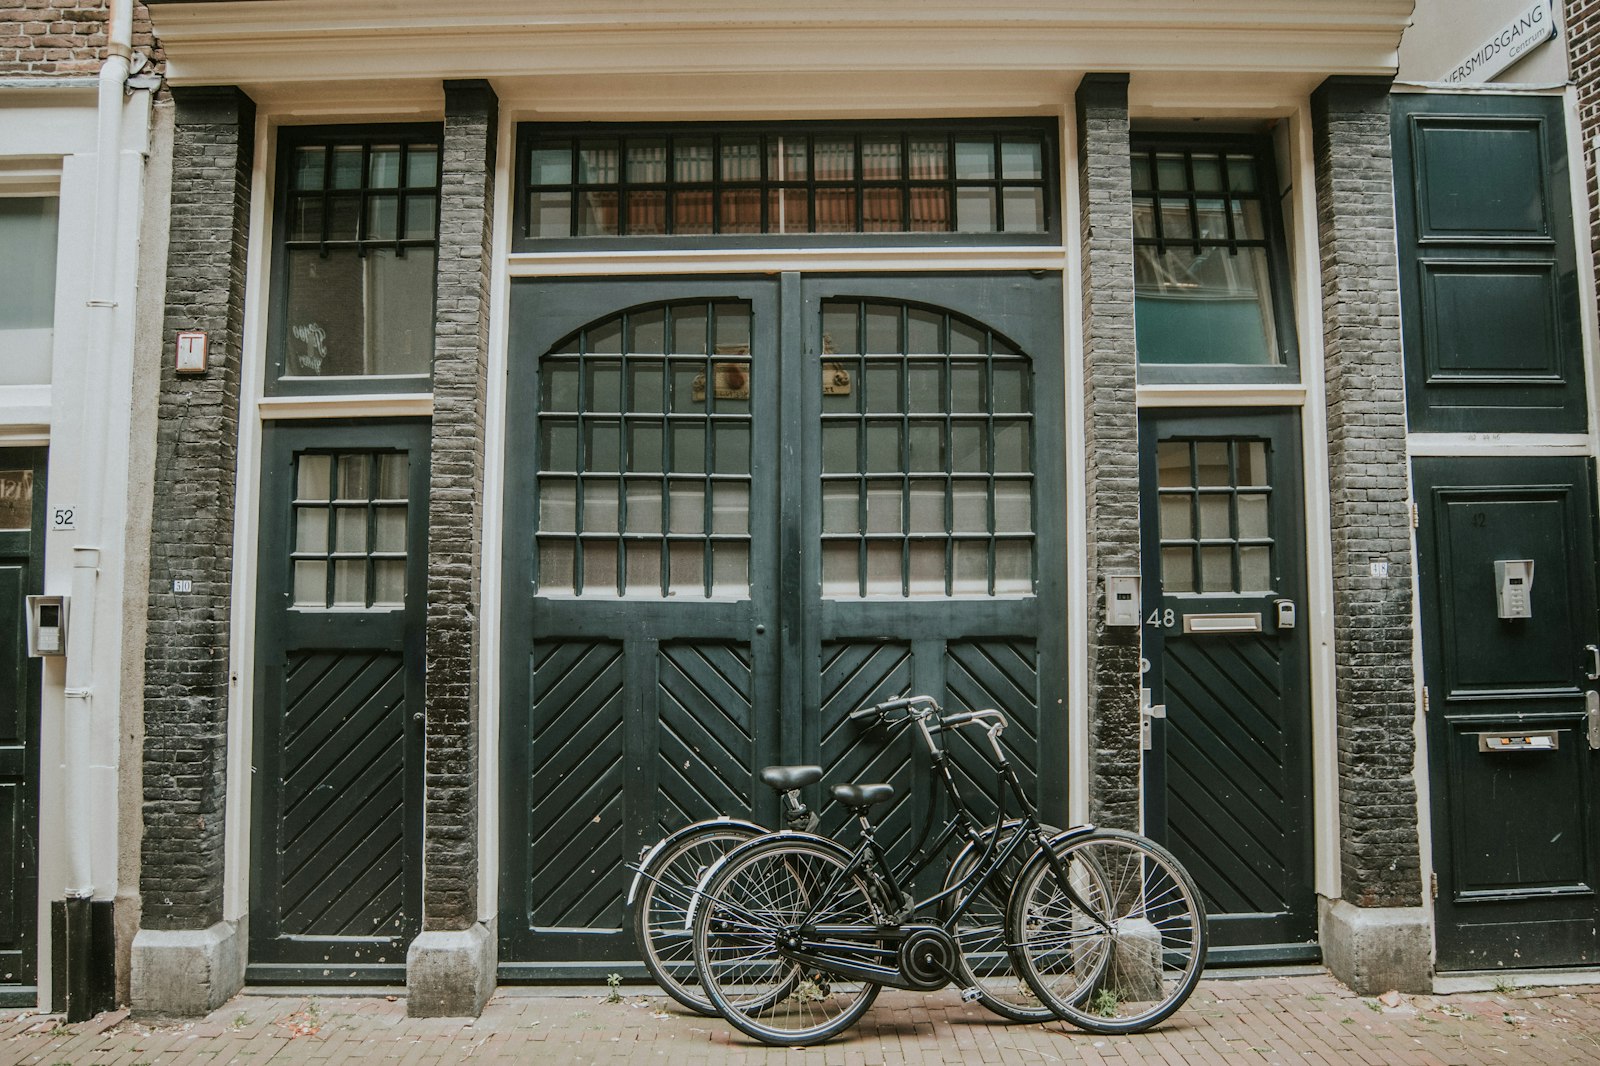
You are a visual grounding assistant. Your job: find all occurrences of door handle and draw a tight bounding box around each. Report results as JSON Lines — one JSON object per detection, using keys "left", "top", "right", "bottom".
{"left": 1588, "top": 691, "right": 1600, "bottom": 751}
{"left": 1586, "top": 644, "right": 1600, "bottom": 681}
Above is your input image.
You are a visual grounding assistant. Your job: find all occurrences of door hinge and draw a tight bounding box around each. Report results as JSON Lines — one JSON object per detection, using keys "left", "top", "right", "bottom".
{"left": 1431, "top": 872, "right": 1438, "bottom": 900}
{"left": 1410, "top": 501, "right": 1419, "bottom": 529}
{"left": 1422, "top": 687, "right": 1429, "bottom": 714}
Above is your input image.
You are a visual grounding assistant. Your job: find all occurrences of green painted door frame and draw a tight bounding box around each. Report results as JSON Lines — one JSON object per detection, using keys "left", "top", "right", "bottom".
{"left": 499, "top": 272, "right": 1067, "bottom": 976}
{"left": 1414, "top": 456, "right": 1600, "bottom": 971}
{"left": 1139, "top": 409, "right": 1317, "bottom": 964}
{"left": 0, "top": 448, "right": 45, "bottom": 1004}
{"left": 249, "top": 420, "right": 430, "bottom": 984}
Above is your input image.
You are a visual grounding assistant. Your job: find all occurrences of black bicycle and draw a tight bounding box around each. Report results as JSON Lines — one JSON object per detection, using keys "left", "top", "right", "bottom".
{"left": 688, "top": 695, "right": 1207, "bottom": 1046}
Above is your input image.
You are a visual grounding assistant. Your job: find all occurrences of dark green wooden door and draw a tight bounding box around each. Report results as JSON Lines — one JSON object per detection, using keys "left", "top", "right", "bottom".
{"left": 1139, "top": 410, "right": 1315, "bottom": 962}
{"left": 500, "top": 272, "right": 1067, "bottom": 973}
{"left": 1392, "top": 94, "right": 1587, "bottom": 433}
{"left": 1414, "top": 457, "right": 1600, "bottom": 970}
{"left": 0, "top": 450, "right": 44, "bottom": 1000}
{"left": 250, "top": 421, "right": 429, "bottom": 983}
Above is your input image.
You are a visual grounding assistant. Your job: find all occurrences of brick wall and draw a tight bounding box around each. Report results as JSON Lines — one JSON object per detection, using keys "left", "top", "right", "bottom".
{"left": 140, "top": 86, "right": 253, "bottom": 931}
{"left": 1570, "top": 1, "right": 1600, "bottom": 350}
{"left": 1075, "top": 74, "right": 1143, "bottom": 833}
{"left": 1311, "top": 77, "right": 1423, "bottom": 910}
{"left": 0, "top": 1, "right": 161, "bottom": 78}
{"left": 423, "top": 80, "right": 497, "bottom": 930}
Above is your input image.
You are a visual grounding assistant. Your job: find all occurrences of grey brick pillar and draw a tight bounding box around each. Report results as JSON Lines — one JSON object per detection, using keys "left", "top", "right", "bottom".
{"left": 1076, "top": 74, "right": 1142, "bottom": 832}
{"left": 1311, "top": 76, "right": 1429, "bottom": 995}
{"left": 407, "top": 79, "right": 498, "bottom": 1018}
{"left": 131, "top": 85, "right": 254, "bottom": 1015}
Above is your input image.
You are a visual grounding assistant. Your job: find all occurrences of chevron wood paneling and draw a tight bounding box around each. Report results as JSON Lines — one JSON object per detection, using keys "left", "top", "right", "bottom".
{"left": 656, "top": 643, "right": 755, "bottom": 834}
{"left": 274, "top": 650, "right": 408, "bottom": 940}
{"left": 946, "top": 640, "right": 1039, "bottom": 827}
{"left": 818, "top": 642, "right": 918, "bottom": 865}
{"left": 1164, "top": 635, "right": 1291, "bottom": 918}
{"left": 525, "top": 642, "right": 627, "bottom": 931}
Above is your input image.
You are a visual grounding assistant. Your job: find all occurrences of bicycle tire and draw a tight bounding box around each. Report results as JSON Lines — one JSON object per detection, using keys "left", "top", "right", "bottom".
{"left": 693, "top": 835, "right": 884, "bottom": 1047}
{"left": 938, "top": 822, "right": 1060, "bottom": 1023}
{"left": 1007, "top": 828, "right": 1207, "bottom": 1034}
{"left": 631, "top": 821, "right": 763, "bottom": 1015}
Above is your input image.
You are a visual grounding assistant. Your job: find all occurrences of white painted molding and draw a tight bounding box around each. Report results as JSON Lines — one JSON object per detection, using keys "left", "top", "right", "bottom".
{"left": 256, "top": 394, "right": 435, "bottom": 420}
{"left": 508, "top": 247, "right": 1067, "bottom": 278}
{"left": 150, "top": 0, "right": 1412, "bottom": 87}
{"left": 1406, "top": 432, "right": 1595, "bottom": 456}
{"left": 1136, "top": 383, "right": 1309, "bottom": 408}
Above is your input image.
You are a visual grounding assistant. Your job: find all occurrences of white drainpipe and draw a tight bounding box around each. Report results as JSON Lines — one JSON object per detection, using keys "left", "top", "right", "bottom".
{"left": 62, "top": 0, "right": 134, "bottom": 902}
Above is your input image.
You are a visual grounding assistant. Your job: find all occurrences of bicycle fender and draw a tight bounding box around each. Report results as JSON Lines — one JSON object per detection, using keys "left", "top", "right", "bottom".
{"left": 624, "top": 816, "right": 766, "bottom": 907}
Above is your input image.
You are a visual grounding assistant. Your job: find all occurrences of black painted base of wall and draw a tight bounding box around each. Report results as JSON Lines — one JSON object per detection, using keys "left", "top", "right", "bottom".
{"left": 50, "top": 899, "right": 115, "bottom": 1019}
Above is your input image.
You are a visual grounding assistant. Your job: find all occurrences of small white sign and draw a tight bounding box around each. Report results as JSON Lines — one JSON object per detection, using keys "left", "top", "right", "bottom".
{"left": 51, "top": 506, "right": 75, "bottom": 531}
{"left": 1371, "top": 560, "right": 1390, "bottom": 579}
{"left": 1445, "top": 0, "right": 1556, "bottom": 85}
{"left": 175, "top": 330, "right": 209, "bottom": 374}
{"left": 173, "top": 579, "right": 193, "bottom": 593}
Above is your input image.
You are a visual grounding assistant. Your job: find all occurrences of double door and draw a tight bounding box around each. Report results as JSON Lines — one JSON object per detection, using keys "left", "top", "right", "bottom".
{"left": 499, "top": 273, "right": 1067, "bottom": 970}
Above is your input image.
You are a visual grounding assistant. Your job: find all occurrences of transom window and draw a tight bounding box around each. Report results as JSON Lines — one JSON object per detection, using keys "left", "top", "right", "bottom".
{"left": 0, "top": 196, "right": 59, "bottom": 386}
{"left": 271, "top": 125, "right": 441, "bottom": 390}
{"left": 534, "top": 302, "right": 752, "bottom": 598}
{"left": 291, "top": 451, "right": 410, "bottom": 608}
{"left": 1132, "top": 136, "right": 1295, "bottom": 376}
{"left": 820, "top": 299, "right": 1033, "bottom": 597}
{"left": 517, "top": 121, "right": 1054, "bottom": 245}
{"left": 1156, "top": 439, "right": 1274, "bottom": 594}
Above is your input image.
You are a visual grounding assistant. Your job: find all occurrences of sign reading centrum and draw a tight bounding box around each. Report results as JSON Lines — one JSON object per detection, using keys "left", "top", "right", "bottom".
{"left": 1446, "top": 0, "right": 1557, "bottom": 85}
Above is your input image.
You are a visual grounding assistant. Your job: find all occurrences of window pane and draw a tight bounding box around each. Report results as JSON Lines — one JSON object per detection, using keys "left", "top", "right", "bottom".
{"left": 406, "top": 147, "right": 439, "bottom": 187}
{"left": 993, "top": 541, "right": 1031, "bottom": 594}
{"left": 333, "top": 559, "right": 366, "bottom": 605}
{"left": 531, "top": 143, "right": 571, "bottom": 184}
{"left": 297, "top": 454, "right": 332, "bottom": 499}
{"left": 530, "top": 191, "right": 573, "bottom": 237}
{"left": 1002, "top": 187, "right": 1044, "bottom": 232}
{"left": 955, "top": 187, "right": 997, "bottom": 232}
{"left": 1000, "top": 137, "right": 1043, "bottom": 180}
{"left": 822, "top": 483, "right": 857, "bottom": 534}
{"left": 954, "top": 140, "right": 995, "bottom": 180}
{"left": 373, "top": 560, "right": 406, "bottom": 606}
{"left": 0, "top": 197, "right": 59, "bottom": 386}
{"left": 538, "top": 539, "right": 576, "bottom": 591}
{"left": 1199, "top": 546, "right": 1232, "bottom": 593}
{"left": 668, "top": 542, "right": 703, "bottom": 596}
{"left": 296, "top": 507, "right": 329, "bottom": 553}
{"left": 368, "top": 147, "right": 401, "bottom": 188}
{"left": 293, "top": 146, "right": 326, "bottom": 190}
{"left": 1159, "top": 494, "right": 1191, "bottom": 540}
{"left": 821, "top": 542, "right": 858, "bottom": 597}
{"left": 1239, "top": 545, "right": 1272, "bottom": 591}
{"left": 539, "top": 478, "right": 577, "bottom": 533}
{"left": 1135, "top": 246, "right": 1277, "bottom": 365}
{"left": 293, "top": 560, "right": 327, "bottom": 606}
{"left": 813, "top": 137, "right": 854, "bottom": 181}
{"left": 1161, "top": 547, "right": 1194, "bottom": 592}
{"left": 710, "top": 542, "right": 748, "bottom": 596}
{"left": 283, "top": 248, "right": 434, "bottom": 377}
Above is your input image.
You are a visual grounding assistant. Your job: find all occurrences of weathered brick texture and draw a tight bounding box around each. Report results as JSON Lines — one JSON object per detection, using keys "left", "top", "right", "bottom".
{"left": 0, "top": 1, "right": 160, "bottom": 78}
{"left": 1569, "top": 1, "right": 1600, "bottom": 352}
{"left": 423, "top": 80, "right": 497, "bottom": 931}
{"left": 1076, "top": 74, "right": 1142, "bottom": 833}
{"left": 140, "top": 86, "right": 254, "bottom": 931}
{"left": 1311, "top": 77, "right": 1422, "bottom": 910}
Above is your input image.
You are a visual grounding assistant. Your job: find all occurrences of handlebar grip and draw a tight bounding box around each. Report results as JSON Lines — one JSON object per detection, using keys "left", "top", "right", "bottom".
{"left": 940, "top": 710, "right": 980, "bottom": 728}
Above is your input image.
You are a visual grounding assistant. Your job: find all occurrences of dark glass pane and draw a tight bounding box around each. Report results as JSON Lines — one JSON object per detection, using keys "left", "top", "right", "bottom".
{"left": 674, "top": 137, "right": 714, "bottom": 182}
{"left": 673, "top": 189, "right": 713, "bottom": 234}
{"left": 1000, "top": 137, "right": 1043, "bottom": 180}
{"left": 1155, "top": 152, "right": 1186, "bottom": 192}
{"left": 578, "top": 139, "right": 620, "bottom": 183}
{"left": 627, "top": 361, "right": 665, "bottom": 411}
{"left": 813, "top": 137, "right": 854, "bottom": 181}
{"left": 326, "top": 194, "right": 360, "bottom": 240}
{"left": 288, "top": 196, "right": 323, "bottom": 241}
{"left": 585, "top": 359, "right": 622, "bottom": 412}
{"left": 1194, "top": 198, "right": 1228, "bottom": 241}
{"left": 530, "top": 190, "right": 572, "bottom": 237}
{"left": 293, "top": 146, "right": 326, "bottom": 191}
{"left": 720, "top": 137, "right": 761, "bottom": 181}
{"left": 1135, "top": 246, "right": 1277, "bottom": 366}
{"left": 367, "top": 194, "right": 399, "bottom": 240}
{"left": 405, "top": 195, "right": 438, "bottom": 239}
{"left": 0, "top": 470, "right": 32, "bottom": 530}
{"left": 585, "top": 422, "right": 622, "bottom": 472}
{"left": 864, "top": 303, "right": 901, "bottom": 354}
{"left": 954, "top": 140, "right": 995, "bottom": 180}
{"left": 1227, "top": 154, "right": 1257, "bottom": 192}
{"left": 368, "top": 146, "right": 401, "bottom": 188}
{"left": 626, "top": 189, "right": 667, "bottom": 235}
{"left": 669, "top": 304, "right": 709, "bottom": 355}
{"left": 628, "top": 309, "right": 666, "bottom": 356}
{"left": 531, "top": 142, "right": 572, "bottom": 184}
{"left": 719, "top": 188, "right": 761, "bottom": 233}
{"left": 282, "top": 247, "right": 434, "bottom": 377}
{"left": 862, "top": 137, "right": 901, "bottom": 180}
{"left": 406, "top": 146, "right": 439, "bottom": 187}
{"left": 626, "top": 139, "right": 667, "bottom": 183}
{"left": 577, "top": 190, "right": 619, "bottom": 236}
{"left": 955, "top": 187, "right": 996, "bottom": 232}
{"left": 1190, "top": 154, "right": 1223, "bottom": 193}
{"left": 821, "top": 301, "right": 859, "bottom": 355}
{"left": 331, "top": 146, "right": 363, "bottom": 189}
{"left": 1131, "top": 152, "right": 1152, "bottom": 193}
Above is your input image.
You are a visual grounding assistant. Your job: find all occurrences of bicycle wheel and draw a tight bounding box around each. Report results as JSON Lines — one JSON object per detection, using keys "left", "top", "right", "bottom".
{"left": 1008, "top": 828, "right": 1207, "bottom": 1034}
{"left": 631, "top": 822, "right": 762, "bottom": 1015}
{"left": 693, "top": 836, "right": 884, "bottom": 1047}
{"left": 939, "top": 822, "right": 1059, "bottom": 1022}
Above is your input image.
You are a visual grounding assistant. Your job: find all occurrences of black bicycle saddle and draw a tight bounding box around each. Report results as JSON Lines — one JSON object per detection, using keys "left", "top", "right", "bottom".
{"left": 758, "top": 765, "right": 823, "bottom": 791}
{"left": 830, "top": 782, "right": 895, "bottom": 809}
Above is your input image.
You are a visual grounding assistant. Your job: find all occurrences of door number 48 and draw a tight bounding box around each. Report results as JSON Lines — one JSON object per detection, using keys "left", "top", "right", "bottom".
{"left": 1146, "top": 608, "right": 1175, "bottom": 629}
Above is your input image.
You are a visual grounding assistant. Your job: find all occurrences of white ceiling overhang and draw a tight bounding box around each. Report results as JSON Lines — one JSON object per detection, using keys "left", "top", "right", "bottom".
{"left": 147, "top": 0, "right": 1416, "bottom": 114}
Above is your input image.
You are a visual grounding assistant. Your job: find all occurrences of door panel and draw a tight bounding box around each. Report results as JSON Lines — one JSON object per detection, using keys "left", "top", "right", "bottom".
{"left": 250, "top": 422, "right": 429, "bottom": 982}
{"left": 500, "top": 272, "right": 1067, "bottom": 972}
{"left": 1392, "top": 95, "right": 1587, "bottom": 433}
{"left": 1140, "top": 411, "right": 1316, "bottom": 961}
{"left": 0, "top": 451, "right": 44, "bottom": 995}
{"left": 1414, "top": 457, "right": 1600, "bottom": 970}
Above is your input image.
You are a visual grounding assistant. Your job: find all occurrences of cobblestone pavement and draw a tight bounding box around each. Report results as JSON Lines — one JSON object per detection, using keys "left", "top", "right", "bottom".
{"left": 5, "top": 973, "right": 1600, "bottom": 1065}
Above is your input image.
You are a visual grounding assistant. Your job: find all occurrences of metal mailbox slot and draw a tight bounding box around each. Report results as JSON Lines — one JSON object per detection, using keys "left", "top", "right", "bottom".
{"left": 1477, "top": 731, "right": 1559, "bottom": 753}
{"left": 1181, "top": 612, "right": 1262, "bottom": 635}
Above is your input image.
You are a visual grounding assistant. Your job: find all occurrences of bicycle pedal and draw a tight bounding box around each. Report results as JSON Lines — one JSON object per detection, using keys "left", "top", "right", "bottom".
{"left": 960, "top": 987, "right": 982, "bottom": 1003}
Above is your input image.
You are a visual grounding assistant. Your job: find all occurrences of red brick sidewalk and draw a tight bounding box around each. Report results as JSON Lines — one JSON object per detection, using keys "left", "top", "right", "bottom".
{"left": 5, "top": 973, "right": 1600, "bottom": 1064}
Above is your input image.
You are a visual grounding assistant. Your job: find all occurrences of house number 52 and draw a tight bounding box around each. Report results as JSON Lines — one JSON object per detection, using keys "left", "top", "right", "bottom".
{"left": 52, "top": 507, "right": 76, "bottom": 531}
